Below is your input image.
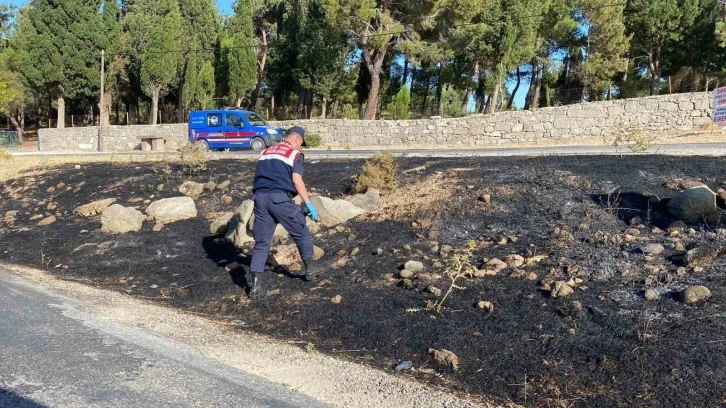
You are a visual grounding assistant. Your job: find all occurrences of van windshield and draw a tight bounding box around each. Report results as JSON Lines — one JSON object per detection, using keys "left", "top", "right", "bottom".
{"left": 246, "top": 113, "right": 267, "bottom": 126}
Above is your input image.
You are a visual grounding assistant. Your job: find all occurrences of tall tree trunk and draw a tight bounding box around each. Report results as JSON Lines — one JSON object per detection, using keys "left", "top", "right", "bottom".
{"left": 321, "top": 96, "right": 327, "bottom": 119}
{"left": 648, "top": 47, "right": 661, "bottom": 96}
{"left": 463, "top": 60, "right": 479, "bottom": 112}
{"left": 150, "top": 88, "right": 160, "bottom": 125}
{"left": 235, "top": 96, "right": 243, "bottom": 107}
{"left": 251, "top": 29, "right": 268, "bottom": 111}
{"left": 507, "top": 67, "right": 522, "bottom": 110}
{"left": 402, "top": 57, "right": 409, "bottom": 85}
{"left": 485, "top": 65, "right": 503, "bottom": 114}
{"left": 114, "top": 100, "right": 119, "bottom": 125}
{"left": 56, "top": 94, "right": 65, "bottom": 128}
{"left": 525, "top": 60, "right": 542, "bottom": 110}
{"left": 8, "top": 107, "right": 24, "bottom": 144}
{"left": 331, "top": 98, "right": 339, "bottom": 118}
{"left": 422, "top": 74, "right": 431, "bottom": 113}
{"left": 365, "top": 68, "right": 382, "bottom": 120}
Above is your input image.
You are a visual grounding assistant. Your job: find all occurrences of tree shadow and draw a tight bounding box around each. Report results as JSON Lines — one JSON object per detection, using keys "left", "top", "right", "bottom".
{"left": 590, "top": 191, "right": 675, "bottom": 229}
{"left": 0, "top": 389, "right": 48, "bottom": 408}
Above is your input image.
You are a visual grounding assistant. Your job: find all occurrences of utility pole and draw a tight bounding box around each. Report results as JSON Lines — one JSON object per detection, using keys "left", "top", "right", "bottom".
{"left": 99, "top": 49, "right": 105, "bottom": 152}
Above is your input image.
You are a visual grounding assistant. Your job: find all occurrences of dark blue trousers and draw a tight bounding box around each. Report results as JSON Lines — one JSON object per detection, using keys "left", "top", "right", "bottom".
{"left": 250, "top": 191, "right": 313, "bottom": 273}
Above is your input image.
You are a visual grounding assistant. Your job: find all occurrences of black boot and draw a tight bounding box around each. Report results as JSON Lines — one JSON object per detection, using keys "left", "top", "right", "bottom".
{"left": 248, "top": 273, "right": 264, "bottom": 300}
{"left": 303, "top": 260, "right": 326, "bottom": 281}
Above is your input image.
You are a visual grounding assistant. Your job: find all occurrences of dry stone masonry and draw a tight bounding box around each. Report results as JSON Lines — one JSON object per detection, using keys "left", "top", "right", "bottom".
{"left": 38, "top": 92, "right": 714, "bottom": 152}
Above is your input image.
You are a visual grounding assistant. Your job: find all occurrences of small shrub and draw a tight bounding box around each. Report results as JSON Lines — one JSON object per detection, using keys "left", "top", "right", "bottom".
{"left": 304, "top": 133, "right": 322, "bottom": 148}
{"left": 339, "top": 103, "right": 359, "bottom": 119}
{"left": 0, "top": 147, "right": 12, "bottom": 160}
{"left": 609, "top": 127, "right": 657, "bottom": 157}
{"left": 351, "top": 152, "right": 398, "bottom": 194}
{"left": 178, "top": 142, "right": 209, "bottom": 176}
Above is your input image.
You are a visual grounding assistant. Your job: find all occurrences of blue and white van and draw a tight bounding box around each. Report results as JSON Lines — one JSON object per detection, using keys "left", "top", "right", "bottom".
{"left": 188, "top": 108, "right": 286, "bottom": 151}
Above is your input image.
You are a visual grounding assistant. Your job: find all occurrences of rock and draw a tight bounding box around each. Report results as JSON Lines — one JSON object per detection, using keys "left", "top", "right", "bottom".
{"left": 153, "top": 223, "right": 164, "bottom": 232}
{"left": 403, "top": 244, "right": 412, "bottom": 251}
{"left": 680, "top": 286, "right": 712, "bottom": 305}
{"left": 625, "top": 228, "right": 641, "bottom": 237}
{"left": 289, "top": 263, "right": 303, "bottom": 273}
{"left": 30, "top": 214, "right": 43, "bottom": 221}
{"left": 337, "top": 249, "right": 347, "bottom": 257}
{"left": 644, "top": 289, "right": 659, "bottom": 301}
{"left": 74, "top": 165, "right": 81, "bottom": 170}
{"left": 330, "top": 295, "right": 342, "bottom": 304}
{"left": 479, "top": 194, "right": 492, "bottom": 204}
{"left": 652, "top": 227, "right": 664, "bottom": 234}
{"left": 527, "top": 272, "right": 539, "bottom": 281}
{"left": 551, "top": 227, "right": 574, "bottom": 248}
{"left": 428, "top": 286, "right": 442, "bottom": 297}
{"left": 101, "top": 205, "right": 144, "bottom": 233}
{"left": 684, "top": 244, "right": 726, "bottom": 267}
{"left": 505, "top": 255, "right": 525, "bottom": 268}
{"left": 718, "top": 188, "right": 726, "bottom": 202}
{"left": 526, "top": 255, "right": 548, "bottom": 266}
{"left": 178, "top": 181, "right": 205, "bottom": 197}
{"left": 75, "top": 198, "right": 117, "bottom": 217}
{"left": 428, "top": 348, "right": 460, "bottom": 371}
{"left": 345, "top": 188, "right": 381, "bottom": 211}
{"left": 664, "top": 180, "right": 705, "bottom": 191}
{"left": 551, "top": 281, "right": 574, "bottom": 298}
{"left": 221, "top": 195, "right": 233, "bottom": 204}
{"left": 37, "top": 215, "right": 57, "bottom": 226}
{"left": 395, "top": 361, "right": 414, "bottom": 372}
{"left": 404, "top": 260, "right": 424, "bottom": 273}
{"left": 477, "top": 301, "right": 494, "bottom": 312}
{"left": 667, "top": 221, "right": 688, "bottom": 233}
{"left": 428, "top": 231, "right": 440, "bottom": 241}
{"left": 666, "top": 186, "right": 719, "bottom": 222}
{"left": 157, "top": 184, "right": 165, "bottom": 191}
{"left": 674, "top": 242, "right": 686, "bottom": 252}
{"left": 225, "top": 200, "right": 255, "bottom": 246}
{"left": 217, "top": 180, "right": 231, "bottom": 190}
{"left": 204, "top": 181, "right": 217, "bottom": 191}
{"left": 473, "top": 269, "right": 497, "bottom": 278}
{"left": 376, "top": 248, "right": 384, "bottom": 256}
{"left": 209, "top": 213, "right": 234, "bottom": 235}
{"left": 485, "top": 258, "right": 508, "bottom": 273}
{"left": 46, "top": 186, "right": 56, "bottom": 194}
{"left": 47, "top": 202, "right": 57, "bottom": 211}
{"left": 350, "top": 247, "right": 360, "bottom": 257}
{"left": 399, "top": 270, "right": 415, "bottom": 279}
{"left": 630, "top": 216, "right": 644, "bottom": 226}
{"left": 147, "top": 197, "right": 198, "bottom": 224}
{"left": 272, "top": 244, "right": 324, "bottom": 266}
{"left": 310, "top": 196, "right": 366, "bottom": 227}
{"left": 642, "top": 244, "right": 665, "bottom": 255}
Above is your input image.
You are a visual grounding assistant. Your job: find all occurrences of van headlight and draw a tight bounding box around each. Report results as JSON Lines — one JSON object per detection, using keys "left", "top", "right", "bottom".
{"left": 266, "top": 128, "right": 278, "bottom": 135}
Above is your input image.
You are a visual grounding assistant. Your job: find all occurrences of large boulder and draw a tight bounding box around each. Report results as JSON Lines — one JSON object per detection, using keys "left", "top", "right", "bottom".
{"left": 75, "top": 198, "right": 116, "bottom": 217}
{"left": 666, "top": 186, "right": 719, "bottom": 222}
{"left": 225, "top": 200, "right": 256, "bottom": 246}
{"left": 178, "top": 181, "right": 205, "bottom": 197}
{"left": 209, "top": 212, "right": 234, "bottom": 235}
{"left": 345, "top": 188, "right": 381, "bottom": 211}
{"left": 146, "top": 197, "right": 198, "bottom": 224}
{"left": 310, "top": 196, "right": 366, "bottom": 227}
{"left": 226, "top": 199, "right": 322, "bottom": 247}
{"left": 101, "top": 204, "right": 144, "bottom": 233}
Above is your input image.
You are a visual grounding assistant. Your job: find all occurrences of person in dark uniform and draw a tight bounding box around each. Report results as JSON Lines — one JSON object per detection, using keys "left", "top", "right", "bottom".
{"left": 248, "top": 126, "right": 324, "bottom": 299}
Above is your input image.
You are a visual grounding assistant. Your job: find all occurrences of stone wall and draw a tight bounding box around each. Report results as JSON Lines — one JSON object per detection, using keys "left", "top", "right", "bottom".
{"left": 38, "top": 92, "right": 714, "bottom": 152}
{"left": 38, "top": 123, "right": 188, "bottom": 152}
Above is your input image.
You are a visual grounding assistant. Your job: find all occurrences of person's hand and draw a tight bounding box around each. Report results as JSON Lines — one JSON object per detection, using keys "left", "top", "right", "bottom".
{"left": 305, "top": 201, "right": 319, "bottom": 222}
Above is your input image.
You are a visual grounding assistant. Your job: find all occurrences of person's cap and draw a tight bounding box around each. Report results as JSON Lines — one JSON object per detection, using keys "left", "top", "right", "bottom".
{"left": 286, "top": 126, "right": 307, "bottom": 146}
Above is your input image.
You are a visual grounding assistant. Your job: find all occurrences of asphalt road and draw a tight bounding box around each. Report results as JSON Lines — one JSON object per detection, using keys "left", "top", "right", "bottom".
{"left": 10, "top": 141, "right": 726, "bottom": 159}
{"left": 0, "top": 269, "right": 329, "bottom": 408}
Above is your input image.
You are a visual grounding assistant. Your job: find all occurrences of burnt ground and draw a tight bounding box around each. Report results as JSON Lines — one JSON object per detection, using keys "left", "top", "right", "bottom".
{"left": 1, "top": 155, "right": 726, "bottom": 408}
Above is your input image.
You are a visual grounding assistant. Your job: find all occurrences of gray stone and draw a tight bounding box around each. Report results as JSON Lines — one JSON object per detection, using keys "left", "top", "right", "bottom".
{"left": 209, "top": 212, "right": 234, "bottom": 235}
{"left": 225, "top": 200, "right": 256, "bottom": 246}
{"left": 75, "top": 198, "right": 117, "bottom": 217}
{"left": 666, "top": 186, "right": 719, "bottom": 222}
{"left": 101, "top": 205, "right": 144, "bottom": 233}
{"left": 310, "top": 196, "right": 366, "bottom": 227}
{"left": 146, "top": 197, "right": 198, "bottom": 224}
{"left": 345, "top": 188, "right": 381, "bottom": 211}
{"left": 404, "top": 260, "right": 424, "bottom": 272}
{"left": 680, "top": 286, "right": 712, "bottom": 305}
{"left": 642, "top": 244, "right": 665, "bottom": 255}
{"left": 178, "top": 181, "right": 205, "bottom": 197}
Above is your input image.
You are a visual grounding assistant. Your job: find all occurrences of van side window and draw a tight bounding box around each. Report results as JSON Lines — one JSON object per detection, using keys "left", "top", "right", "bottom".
{"left": 226, "top": 113, "right": 243, "bottom": 128}
{"left": 207, "top": 114, "right": 222, "bottom": 127}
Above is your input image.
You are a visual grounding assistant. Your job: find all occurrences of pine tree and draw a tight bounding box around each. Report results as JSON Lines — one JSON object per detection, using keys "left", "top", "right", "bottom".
{"left": 17, "top": 0, "right": 105, "bottom": 128}
{"left": 125, "top": 0, "right": 183, "bottom": 124}
{"left": 221, "top": 0, "right": 257, "bottom": 107}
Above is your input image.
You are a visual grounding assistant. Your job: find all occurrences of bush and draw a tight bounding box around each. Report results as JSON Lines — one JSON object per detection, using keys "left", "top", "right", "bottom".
{"left": 442, "top": 85, "right": 466, "bottom": 118}
{"left": 388, "top": 86, "right": 411, "bottom": 120}
{"left": 351, "top": 152, "right": 398, "bottom": 194}
{"left": 339, "top": 104, "right": 359, "bottom": 119}
{"left": 304, "top": 133, "right": 322, "bottom": 148}
{"left": 0, "top": 147, "right": 11, "bottom": 160}
{"left": 178, "top": 142, "right": 209, "bottom": 175}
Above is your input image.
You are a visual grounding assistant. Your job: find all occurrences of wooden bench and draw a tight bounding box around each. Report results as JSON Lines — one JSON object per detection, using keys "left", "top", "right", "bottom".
{"left": 139, "top": 136, "right": 166, "bottom": 152}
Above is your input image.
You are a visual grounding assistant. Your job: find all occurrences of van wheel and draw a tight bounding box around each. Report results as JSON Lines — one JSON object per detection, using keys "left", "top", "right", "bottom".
{"left": 194, "top": 139, "right": 210, "bottom": 151}
{"left": 251, "top": 137, "right": 266, "bottom": 151}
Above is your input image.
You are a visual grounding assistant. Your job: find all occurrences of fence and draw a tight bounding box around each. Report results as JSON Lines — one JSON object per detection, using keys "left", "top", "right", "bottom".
{"left": 0, "top": 131, "right": 19, "bottom": 150}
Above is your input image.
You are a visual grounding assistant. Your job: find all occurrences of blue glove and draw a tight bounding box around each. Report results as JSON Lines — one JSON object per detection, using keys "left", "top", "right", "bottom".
{"left": 305, "top": 201, "right": 319, "bottom": 222}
